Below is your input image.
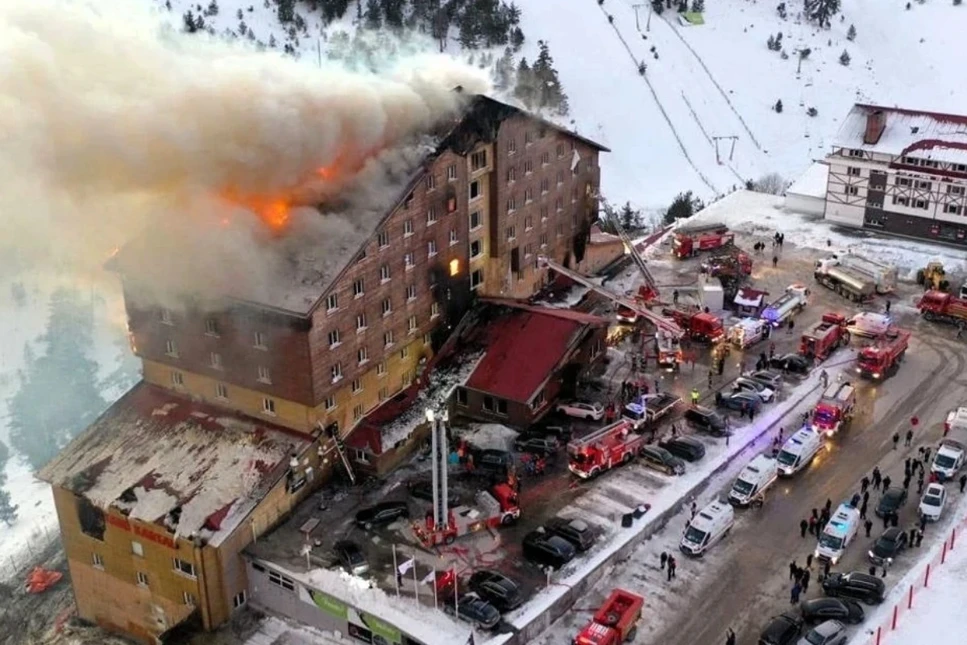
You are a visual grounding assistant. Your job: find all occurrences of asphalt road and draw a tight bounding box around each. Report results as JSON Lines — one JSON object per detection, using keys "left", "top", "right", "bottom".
{"left": 640, "top": 331, "right": 967, "bottom": 645}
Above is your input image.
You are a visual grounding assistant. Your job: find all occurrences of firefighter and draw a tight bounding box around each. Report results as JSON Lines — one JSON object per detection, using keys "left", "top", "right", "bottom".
{"left": 691, "top": 388, "right": 700, "bottom": 405}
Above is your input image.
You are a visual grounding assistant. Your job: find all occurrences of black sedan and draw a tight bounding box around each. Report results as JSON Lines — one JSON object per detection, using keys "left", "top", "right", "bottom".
{"left": 868, "top": 527, "right": 908, "bottom": 565}
{"left": 875, "top": 487, "right": 907, "bottom": 518}
{"left": 639, "top": 446, "right": 686, "bottom": 475}
{"left": 715, "top": 390, "right": 763, "bottom": 413}
{"left": 444, "top": 593, "right": 501, "bottom": 630}
{"left": 545, "top": 516, "right": 596, "bottom": 551}
{"left": 770, "top": 353, "right": 812, "bottom": 375}
{"left": 468, "top": 570, "right": 523, "bottom": 611}
{"left": 407, "top": 480, "right": 461, "bottom": 507}
{"left": 333, "top": 540, "right": 369, "bottom": 576}
{"left": 522, "top": 530, "right": 576, "bottom": 569}
{"left": 659, "top": 436, "right": 707, "bottom": 462}
{"left": 822, "top": 572, "right": 886, "bottom": 605}
{"left": 799, "top": 598, "right": 864, "bottom": 625}
{"left": 354, "top": 501, "right": 410, "bottom": 530}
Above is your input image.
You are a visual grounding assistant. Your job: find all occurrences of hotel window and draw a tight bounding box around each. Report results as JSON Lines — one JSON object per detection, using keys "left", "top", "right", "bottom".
{"left": 540, "top": 232, "right": 548, "bottom": 247}
{"left": 525, "top": 188, "right": 533, "bottom": 203}
{"left": 847, "top": 167, "right": 861, "bottom": 177}
{"left": 572, "top": 187, "right": 579, "bottom": 203}
{"left": 524, "top": 243, "right": 532, "bottom": 258}
{"left": 378, "top": 387, "right": 389, "bottom": 401}
{"left": 380, "top": 264, "right": 391, "bottom": 282}
{"left": 447, "top": 164, "right": 457, "bottom": 181}
{"left": 456, "top": 388, "right": 468, "bottom": 406}
{"left": 132, "top": 541, "right": 144, "bottom": 557}
{"left": 557, "top": 143, "right": 566, "bottom": 158}
{"left": 847, "top": 149, "right": 864, "bottom": 158}
{"left": 541, "top": 151, "right": 550, "bottom": 165}
{"left": 427, "top": 206, "right": 438, "bottom": 225}
{"left": 507, "top": 195, "right": 516, "bottom": 212}
{"left": 382, "top": 298, "right": 392, "bottom": 316}
{"left": 253, "top": 331, "right": 267, "bottom": 349}
{"left": 915, "top": 199, "right": 929, "bottom": 210}
{"left": 403, "top": 219, "right": 414, "bottom": 236}
{"left": 160, "top": 308, "right": 173, "bottom": 325}
{"left": 892, "top": 196, "right": 910, "bottom": 207}
{"left": 325, "top": 396, "right": 336, "bottom": 411}
{"left": 845, "top": 186, "right": 858, "bottom": 196}
{"left": 210, "top": 352, "right": 222, "bottom": 369}
{"left": 914, "top": 180, "right": 933, "bottom": 190}
{"left": 262, "top": 397, "right": 276, "bottom": 415}
{"left": 469, "top": 180, "right": 481, "bottom": 201}
{"left": 541, "top": 205, "right": 548, "bottom": 221}
{"left": 524, "top": 159, "right": 533, "bottom": 174}
{"left": 407, "top": 315, "right": 418, "bottom": 334}
{"left": 326, "top": 294, "right": 338, "bottom": 312}
{"left": 377, "top": 230, "right": 390, "bottom": 249}
{"left": 92, "top": 553, "right": 104, "bottom": 569}
{"left": 896, "top": 177, "right": 911, "bottom": 187}
{"left": 352, "top": 379, "right": 362, "bottom": 394}
{"left": 423, "top": 333, "right": 431, "bottom": 346}
{"left": 233, "top": 591, "right": 247, "bottom": 609}
{"left": 400, "top": 346, "right": 410, "bottom": 359}
{"left": 165, "top": 339, "right": 178, "bottom": 357}
{"left": 204, "top": 318, "right": 219, "bottom": 336}
{"left": 268, "top": 570, "right": 295, "bottom": 591}
{"left": 184, "top": 592, "right": 196, "bottom": 606}
{"left": 173, "top": 558, "right": 196, "bottom": 578}
{"left": 376, "top": 361, "right": 386, "bottom": 376}
{"left": 425, "top": 174, "right": 437, "bottom": 191}
{"left": 358, "top": 347, "right": 369, "bottom": 365}
{"left": 556, "top": 170, "right": 564, "bottom": 186}
{"left": 330, "top": 362, "right": 343, "bottom": 382}
{"left": 406, "top": 284, "right": 417, "bottom": 301}
{"left": 955, "top": 164, "right": 967, "bottom": 173}
{"left": 470, "top": 240, "right": 482, "bottom": 259}
{"left": 524, "top": 131, "right": 533, "bottom": 146}
{"left": 469, "top": 211, "right": 482, "bottom": 230}
{"left": 947, "top": 185, "right": 965, "bottom": 196}
{"left": 353, "top": 279, "right": 364, "bottom": 298}
{"left": 405, "top": 252, "right": 415, "bottom": 270}
{"left": 384, "top": 330, "right": 394, "bottom": 347}
{"left": 506, "top": 225, "right": 516, "bottom": 241}
{"left": 170, "top": 370, "right": 184, "bottom": 386}
{"left": 353, "top": 404, "right": 364, "bottom": 421}
{"left": 328, "top": 329, "right": 341, "bottom": 348}
{"left": 215, "top": 383, "right": 228, "bottom": 399}
{"left": 449, "top": 229, "right": 458, "bottom": 246}
{"left": 540, "top": 178, "right": 549, "bottom": 195}
{"left": 356, "top": 313, "right": 367, "bottom": 332}
{"left": 471, "top": 150, "right": 487, "bottom": 171}
{"left": 428, "top": 240, "right": 438, "bottom": 257}
{"left": 431, "top": 302, "right": 440, "bottom": 318}
{"left": 137, "top": 572, "right": 148, "bottom": 587}
{"left": 507, "top": 167, "right": 516, "bottom": 183}
{"left": 508, "top": 138, "right": 517, "bottom": 155}
{"left": 555, "top": 197, "right": 563, "bottom": 212}
{"left": 944, "top": 204, "right": 963, "bottom": 215}
{"left": 471, "top": 270, "right": 484, "bottom": 290}
{"left": 524, "top": 215, "right": 533, "bottom": 231}
{"left": 257, "top": 365, "right": 271, "bottom": 383}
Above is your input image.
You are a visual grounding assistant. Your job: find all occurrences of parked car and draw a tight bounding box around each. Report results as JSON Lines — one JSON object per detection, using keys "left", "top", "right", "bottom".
{"left": 821, "top": 572, "right": 886, "bottom": 605}
{"left": 684, "top": 406, "right": 730, "bottom": 436}
{"left": 744, "top": 370, "right": 784, "bottom": 392}
{"left": 770, "top": 353, "right": 812, "bottom": 375}
{"left": 759, "top": 613, "right": 804, "bottom": 645}
{"left": 467, "top": 570, "right": 523, "bottom": 612}
{"left": 659, "top": 436, "right": 707, "bottom": 462}
{"left": 919, "top": 483, "right": 947, "bottom": 521}
{"left": 874, "top": 487, "right": 907, "bottom": 518}
{"left": 355, "top": 501, "right": 410, "bottom": 530}
{"left": 795, "top": 620, "right": 848, "bottom": 645}
{"left": 522, "top": 529, "right": 576, "bottom": 569}
{"left": 799, "top": 598, "right": 864, "bottom": 625}
{"left": 733, "top": 376, "right": 776, "bottom": 402}
{"left": 868, "top": 527, "right": 908, "bottom": 566}
{"left": 333, "top": 540, "right": 369, "bottom": 576}
{"left": 545, "top": 516, "right": 596, "bottom": 551}
{"left": 444, "top": 593, "right": 501, "bottom": 630}
{"left": 715, "top": 390, "right": 763, "bottom": 413}
{"left": 640, "top": 446, "right": 686, "bottom": 475}
{"left": 407, "top": 480, "right": 460, "bottom": 507}
{"left": 514, "top": 435, "right": 560, "bottom": 455}
{"left": 556, "top": 400, "right": 605, "bottom": 421}
{"left": 521, "top": 424, "right": 572, "bottom": 442}
{"left": 473, "top": 449, "right": 515, "bottom": 477}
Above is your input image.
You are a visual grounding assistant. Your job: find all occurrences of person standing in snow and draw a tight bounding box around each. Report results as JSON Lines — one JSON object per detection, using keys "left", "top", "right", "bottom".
{"left": 790, "top": 581, "right": 802, "bottom": 604}
{"left": 873, "top": 467, "right": 882, "bottom": 490}
{"left": 864, "top": 519, "right": 873, "bottom": 537}
{"left": 801, "top": 568, "right": 811, "bottom": 592}
{"left": 806, "top": 553, "right": 814, "bottom": 570}
{"left": 667, "top": 555, "right": 677, "bottom": 581}
{"left": 892, "top": 432, "right": 900, "bottom": 450}
{"left": 883, "top": 475, "right": 892, "bottom": 490}
{"left": 905, "top": 429, "right": 914, "bottom": 447}
{"left": 660, "top": 551, "right": 668, "bottom": 570}
{"left": 960, "top": 474, "right": 967, "bottom": 493}
{"left": 800, "top": 519, "right": 809, "bottom": 538}
{"left": 861, "top": 476, "right": 870, "bottom": 493}
{"left": 789, "top": 561, "right": 798, "bottom": 580}
{"left": 725, "top": 628, "right": 736, "bottom": 645}
{"left": 772, "top": 255, "right": 779, "bottom": 268}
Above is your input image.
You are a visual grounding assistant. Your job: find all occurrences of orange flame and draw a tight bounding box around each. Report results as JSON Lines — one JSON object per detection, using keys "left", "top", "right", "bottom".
{"left": 219, "top": 165, "right": 336, "bottom": 233}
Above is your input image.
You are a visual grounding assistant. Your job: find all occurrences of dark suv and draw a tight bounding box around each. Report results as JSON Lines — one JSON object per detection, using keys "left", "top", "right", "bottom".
{"left": 684, "top": 406, "right": 730, "bottom": 436}
{"left": 758, "top": 613, "right": 803, "bottom": 645}
{"left": 659, "top": 436, "right": 706, "bottom": 462}
{"left": 822, "top": 572, "right": 886, "bottom": 605}
{"left": 354, "top": 501, "right": 409, "bottom": 530}
{"left": 474, "top": 449, "right": 515, "bottom": 476}
{"left": 468, "top": 570, "right": 523, "bottom": 611}
{"left": 545, "top": 516, "right": 596, "bottom": 551}
{"left": 522, "top": 530, "right": 576, "bottom": 569}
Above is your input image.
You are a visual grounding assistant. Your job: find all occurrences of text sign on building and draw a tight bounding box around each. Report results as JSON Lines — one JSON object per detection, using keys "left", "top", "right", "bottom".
{"left": 106, "top": 513, "right": 176, "bottom": 549}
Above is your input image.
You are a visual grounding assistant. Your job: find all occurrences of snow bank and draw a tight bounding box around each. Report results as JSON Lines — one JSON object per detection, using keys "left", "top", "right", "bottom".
{"left": 461, "top": 423, "right": 518, "bottom": 452}
{"left": 786, "top": 163, "right": 829, "bottom": 198}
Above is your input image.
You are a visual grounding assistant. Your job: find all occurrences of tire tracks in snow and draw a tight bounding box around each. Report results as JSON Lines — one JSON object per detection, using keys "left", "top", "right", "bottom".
{"left": 594, "top": 5, "right": 720, "bottom": 194}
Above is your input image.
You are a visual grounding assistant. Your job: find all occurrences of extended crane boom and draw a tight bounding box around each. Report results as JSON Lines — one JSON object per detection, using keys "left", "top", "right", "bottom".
{"left": 537, "top": 256, "right": 683, "bottom": 337}
{"left": 602, "top": 209, "right": 660, "bottom": 300}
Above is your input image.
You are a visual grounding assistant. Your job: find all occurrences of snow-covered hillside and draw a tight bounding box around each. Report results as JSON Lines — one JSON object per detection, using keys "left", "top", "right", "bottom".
{"left": 152, "top": 0, "right": 967, "bottom": 210}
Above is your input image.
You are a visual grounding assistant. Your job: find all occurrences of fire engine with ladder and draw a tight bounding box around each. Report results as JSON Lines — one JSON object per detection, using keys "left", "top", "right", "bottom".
{"left": 567, "top": 419, "right": 645, "bottom": 479}
{"left": 811, "top": 383, "right": 856, "bottom": 437}
{"left": 855, "top": 327, "right": 910, "bottom": 380}
{"left": 413, "top": 411, "right": 521, "bottom": 547}
{"left": 799, "top": 312, "right": 848, "bottom": 361}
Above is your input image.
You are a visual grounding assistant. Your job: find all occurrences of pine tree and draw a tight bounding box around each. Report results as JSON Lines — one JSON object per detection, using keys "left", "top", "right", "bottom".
{"left": 530, "top": 41, "right": 570, "bottom": 116}
{"left": 494, "top": 47, "right": 515, "bottom": 91}
{"left": 839, "top": 49, "right": 850, "bottom": 66}
{"left": 364, "top": 0, "right": 382, "bottom": 29}
{"left": 691, "top": 0, "right": 705, "bottom": 12}
{"left": 458, "top": 5, "right": 479, "bottom": 48}
{"left": 956, "top": 0, "right": 964, "bottom": 6}
{"left": 651, "top": 0, "right": 664, "bottom": 13}
{"left": 620, "top": 202, "right": 640, "bottom": 230}
{"left": 206, "top": 0, "right": 219, "bottom": 16}
{"left": 383, "top": 0, "right": 406, "bottom": 29}
{"left": 803, "top": 0, "right": 840, "bottom": 28}
{"left": 183, "top": 10, "right": 198, "bottom": 32}
{"left": 7, "top": 289, "right": 109, "bottom": 471}
{"left": 775, "top": 99, "right": 784, "bottom": 113}
{"left": 664, "top": 191, "right": 698, "bottom": 224}
{"left": 0, "top": 441, "right": 18, "bottom": 527}
{"left": 847, "top": 24, "right": 856, "bottom": 40}
{"left": 277, "top": 0, "right": 296, "bottom": 23}
{"left": 510, "top": 26, "right": 525, "bottom": 50}
{"left": 514, "top": 58, "right": 536, "bottom": 108}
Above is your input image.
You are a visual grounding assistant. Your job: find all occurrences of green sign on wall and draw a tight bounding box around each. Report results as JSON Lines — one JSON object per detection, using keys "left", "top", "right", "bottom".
{"left": 362, "top": 613, "right": 401, "bottom": 643}
{"left": 309, "top": 589, "right": 348, "bottom": 620}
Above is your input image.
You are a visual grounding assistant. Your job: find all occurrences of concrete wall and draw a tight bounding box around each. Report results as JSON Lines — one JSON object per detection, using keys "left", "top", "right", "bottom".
{"left": 785, "top": 193, "right": 825, "bottom": 217}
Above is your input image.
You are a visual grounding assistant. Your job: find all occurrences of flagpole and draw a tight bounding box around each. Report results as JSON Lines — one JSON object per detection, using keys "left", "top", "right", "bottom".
{"left": 432, "top": 568, "right": 438, "bottom": 609}
{"left": 412, "top": 556, "right": 420, "bottom": 605}
{"left": 453, "top": 567, "right": 458, "bottom": 615}
{"left": 392, "top": 544, "right": 400, "bottom": 597}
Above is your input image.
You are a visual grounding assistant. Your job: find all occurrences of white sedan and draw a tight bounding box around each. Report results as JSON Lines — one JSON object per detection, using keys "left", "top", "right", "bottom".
{"left": 556, "top": 401, "right": 605, "bottom": 421}
{"left": 919, "top": 483, "right": 947, "bottom": 522}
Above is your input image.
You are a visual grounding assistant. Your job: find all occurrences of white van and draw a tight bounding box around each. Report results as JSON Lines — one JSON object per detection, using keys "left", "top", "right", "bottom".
{"left": 776, "top": 428, "right": 824, "bottom": 477}
{"left": 845, "top": 312, "right": 893, "bottom": 338}
{"left": 815, "top": 503, "right": 861, "bottom": 565}
{"left": 680, "top": 500, "right": 735, "bottom": 556}
{"left": 728, "top": 455, "right": 778, "bottom": 507}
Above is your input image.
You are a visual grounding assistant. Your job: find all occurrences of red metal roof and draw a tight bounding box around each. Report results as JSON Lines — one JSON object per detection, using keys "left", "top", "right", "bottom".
{"left": 465, "top": 309, "right": 594, "bottom": 403}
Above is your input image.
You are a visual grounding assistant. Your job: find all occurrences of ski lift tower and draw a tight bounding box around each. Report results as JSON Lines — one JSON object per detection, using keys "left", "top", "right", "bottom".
{"left": 425, "top": 408, "right": 450, "bottom": 527}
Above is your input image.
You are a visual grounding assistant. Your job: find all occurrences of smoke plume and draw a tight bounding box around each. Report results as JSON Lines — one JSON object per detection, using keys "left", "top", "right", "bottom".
{"left": 0, "top": 0, "right": 490, "bottom": 307}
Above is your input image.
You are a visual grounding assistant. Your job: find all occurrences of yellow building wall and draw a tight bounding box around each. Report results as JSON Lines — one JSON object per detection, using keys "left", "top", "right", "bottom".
{"left": 142, "top": 333, "right": 428, "bottom": 439}
{"left": 51, "top": 486, "right": 199, "bottom": 642}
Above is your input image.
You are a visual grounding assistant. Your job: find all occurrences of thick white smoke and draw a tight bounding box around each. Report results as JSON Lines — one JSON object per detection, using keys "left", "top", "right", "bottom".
{"left": 0, "top": 0, "right": 490, "bottom": 305}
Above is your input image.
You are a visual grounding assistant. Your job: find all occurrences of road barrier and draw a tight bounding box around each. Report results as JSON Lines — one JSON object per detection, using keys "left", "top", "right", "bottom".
{"left": 857, "top": 513, "right": 967, "bottom": 645}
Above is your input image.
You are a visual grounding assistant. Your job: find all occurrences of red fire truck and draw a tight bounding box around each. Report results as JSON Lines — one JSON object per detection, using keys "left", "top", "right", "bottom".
{"left": 661, "top": 307, "right": 725, "bottom": 343}
{"left": 574, "top": 589, "right": 645, "bottom": 645}
{"left": 811, "top": 383, "right": 856, "bottom": 437}
{"left": 567, "top": 420, "right": 645, "bottom": 479}
{"left": 799, "top": 312, "right": 848, "bottom": 361}
{"left": 918, "top": 290, "right": 967, "bottom": 328}
{"left": 415, "top": 483, "right": 520, "bottom": 547}
{"left": 672, "top": 222, "right": 734, "bottom": 259}
{"left": 701, "top": 247, "right": 753, "bottom": 277}
{"left": 855, "top": 328, "right": 910, "bottom": 380}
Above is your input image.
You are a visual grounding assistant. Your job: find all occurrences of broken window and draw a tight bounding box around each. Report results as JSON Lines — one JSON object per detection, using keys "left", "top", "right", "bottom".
{"left": 76, "top": 496, "right": 106, "bottom": 541}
